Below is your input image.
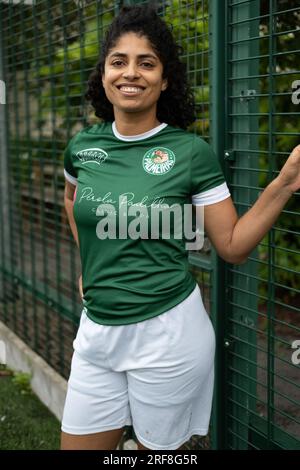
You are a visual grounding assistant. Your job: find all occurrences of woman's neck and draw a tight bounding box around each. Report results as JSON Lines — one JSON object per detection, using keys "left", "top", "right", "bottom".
{"left": 113, "top": 113, "right": 161, "bottom": 136}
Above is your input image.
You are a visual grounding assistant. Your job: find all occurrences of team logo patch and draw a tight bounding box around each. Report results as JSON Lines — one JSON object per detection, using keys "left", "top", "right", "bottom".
{"left": 142, "top": 147, "right": 175, "bottom": 175}
{"left": 76, "top": 148, "right": 108, "bottom": 165}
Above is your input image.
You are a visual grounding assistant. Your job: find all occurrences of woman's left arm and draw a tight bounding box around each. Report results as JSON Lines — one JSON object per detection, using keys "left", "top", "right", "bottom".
{"left": 198, "top": 144, "right": 300, "bottom": 265}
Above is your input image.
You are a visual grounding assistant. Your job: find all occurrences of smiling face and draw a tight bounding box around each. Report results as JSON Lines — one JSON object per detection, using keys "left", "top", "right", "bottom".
{"left": 102, "top": 32, "right": 168, "bottom": 121}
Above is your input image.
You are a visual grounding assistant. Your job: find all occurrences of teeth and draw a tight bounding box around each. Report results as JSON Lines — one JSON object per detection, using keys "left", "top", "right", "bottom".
{"left": 119, "top": 86, "right": 143, "bottom": 93}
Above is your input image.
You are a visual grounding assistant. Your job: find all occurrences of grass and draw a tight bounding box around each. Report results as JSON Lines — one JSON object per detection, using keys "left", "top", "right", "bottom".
{"left": 0, "top": 367, "right": 61, "bottom": 450}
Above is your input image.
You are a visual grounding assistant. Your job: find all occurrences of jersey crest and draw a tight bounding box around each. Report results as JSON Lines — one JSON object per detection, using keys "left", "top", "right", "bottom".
{"left": 142, "top": 147, "right": 175, "bottom": 175}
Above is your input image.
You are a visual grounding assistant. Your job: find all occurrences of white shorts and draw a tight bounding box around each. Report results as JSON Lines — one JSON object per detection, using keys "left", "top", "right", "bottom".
{"left": 61, "top": 283, "right": 216, "bottom": 450}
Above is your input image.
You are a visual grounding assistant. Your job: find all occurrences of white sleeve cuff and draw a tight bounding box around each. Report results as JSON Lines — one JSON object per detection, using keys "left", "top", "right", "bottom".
{"left": 192, "top": 182, "right": 231, "bottom": 206}
{"left": 64, "top": 168, "right": 78, "bottom": 186}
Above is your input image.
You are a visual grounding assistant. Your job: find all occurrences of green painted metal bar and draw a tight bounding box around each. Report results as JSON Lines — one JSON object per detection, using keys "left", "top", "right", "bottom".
{"left": 226, "top": 0, "right": 260, "bottom": 450}
{"left": 266, "top": 0, "right": 276, "bottom": 446}
{"left": 32, "top": 3, "right": 45, "bottom": 352}
{"left": 9, "top": 3, "right": 20, "bottom": 335}
{"left": 0, "top": 2, "right": 10, "bottom": 325}
{"left": 60, "top": 0, "right": 78, "bottom": 337}
{"left": 20, "top": 0, "right": 32, "bottom": 344}
{"left": 209, "top": 0, "right": 229, "bottom": 450}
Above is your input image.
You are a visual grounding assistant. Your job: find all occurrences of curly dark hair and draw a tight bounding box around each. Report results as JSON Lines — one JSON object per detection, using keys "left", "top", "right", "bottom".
{"left": 84, "top": 3, "right": 196, "bottom": 129}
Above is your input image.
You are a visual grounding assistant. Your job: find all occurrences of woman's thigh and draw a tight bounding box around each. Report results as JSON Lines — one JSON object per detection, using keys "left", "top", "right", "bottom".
{"left": 61, "top": 427, "right": 125, "bottom": 450}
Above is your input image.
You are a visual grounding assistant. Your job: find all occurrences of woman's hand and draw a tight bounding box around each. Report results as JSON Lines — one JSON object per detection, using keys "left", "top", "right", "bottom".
{"left": 78, "top": 274, "right": 83, "bottom": 299}
{"left": 276, "top": 144, "right": 300, "bottom": 194}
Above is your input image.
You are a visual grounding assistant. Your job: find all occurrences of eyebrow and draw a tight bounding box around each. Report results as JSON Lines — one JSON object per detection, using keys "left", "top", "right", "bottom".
{"left": 108, "top": 52, "right": 158, "bottom": 61}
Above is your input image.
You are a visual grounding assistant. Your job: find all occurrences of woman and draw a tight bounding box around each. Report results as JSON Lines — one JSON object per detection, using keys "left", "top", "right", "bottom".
{"left": 61, "top": 4, "right": 300, "bottom": 450}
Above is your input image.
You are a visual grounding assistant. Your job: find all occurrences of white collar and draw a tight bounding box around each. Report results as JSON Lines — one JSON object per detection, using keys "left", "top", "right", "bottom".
{"left": 112, "top": 121, "right": 168, "bottom": 141}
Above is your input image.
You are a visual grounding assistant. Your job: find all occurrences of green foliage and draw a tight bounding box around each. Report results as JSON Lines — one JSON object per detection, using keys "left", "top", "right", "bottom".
{"left": 12, "top": 371, "right": 32, "bottom": 395}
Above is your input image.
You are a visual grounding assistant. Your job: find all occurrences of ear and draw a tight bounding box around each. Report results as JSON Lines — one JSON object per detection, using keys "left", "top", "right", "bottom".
{"left": 101, "top": 74, "right": 105, "bottom": 88}
{"left": 161, "top": 78, "right": 168, "bottom": 91}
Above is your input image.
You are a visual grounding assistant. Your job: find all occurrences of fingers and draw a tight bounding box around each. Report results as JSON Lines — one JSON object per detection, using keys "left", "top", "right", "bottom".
{"left": 290, "top": 144, "right": 300, "bottom": 158}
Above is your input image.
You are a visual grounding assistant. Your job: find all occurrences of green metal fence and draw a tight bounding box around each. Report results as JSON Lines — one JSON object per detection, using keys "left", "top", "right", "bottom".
{"left": 221, "top": 0, "right": 300, "bottom": 449}
{"left": 0, "top": 0, "right": 299, "bottom": 450}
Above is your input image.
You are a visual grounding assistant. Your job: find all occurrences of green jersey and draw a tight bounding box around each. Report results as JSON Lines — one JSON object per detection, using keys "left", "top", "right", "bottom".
{"left": 64, "top": 121, "right": 230, "bottom": 325}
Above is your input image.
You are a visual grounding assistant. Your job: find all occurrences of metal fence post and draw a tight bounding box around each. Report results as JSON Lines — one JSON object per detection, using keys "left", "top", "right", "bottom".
{"left": 0, "top": 3, "right": 12, "bottom": 307}
{"left": 209, "top": 0, "right": 229, "bottom": 450}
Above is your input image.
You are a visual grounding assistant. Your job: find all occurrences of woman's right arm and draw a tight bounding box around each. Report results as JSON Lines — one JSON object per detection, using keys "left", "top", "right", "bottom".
{"left": 64, "top": 180, "right": 79, "bottom": 248}
{"left": 64, "top": 180, "right": 83, "bottom": 298}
